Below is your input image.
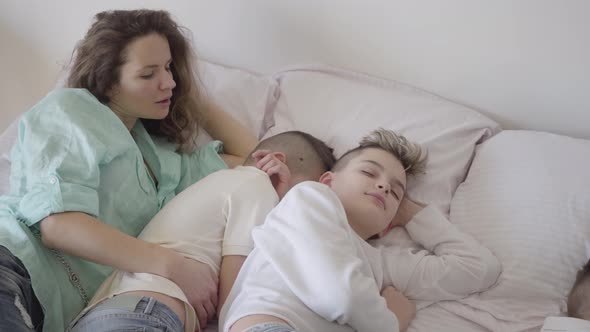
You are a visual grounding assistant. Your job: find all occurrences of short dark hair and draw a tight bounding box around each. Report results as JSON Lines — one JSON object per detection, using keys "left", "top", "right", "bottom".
{"left": 568, "top": 258, "right": 590, "bottom": 319}
{"left": 245, "top": 131, "right": 335, "bottom": 176}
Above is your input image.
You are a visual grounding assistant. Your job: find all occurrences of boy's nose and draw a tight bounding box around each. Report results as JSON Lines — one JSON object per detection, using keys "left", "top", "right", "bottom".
{"left": 377, "top": 184, "right": 390, "bottom": 194}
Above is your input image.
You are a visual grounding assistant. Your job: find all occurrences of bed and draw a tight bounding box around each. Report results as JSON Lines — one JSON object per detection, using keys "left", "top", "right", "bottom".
{"left": 1, "top": 59, "right": 588, "bottom": 332}
{"left": 1, "top": 2, "right": 590, "bottom": 331}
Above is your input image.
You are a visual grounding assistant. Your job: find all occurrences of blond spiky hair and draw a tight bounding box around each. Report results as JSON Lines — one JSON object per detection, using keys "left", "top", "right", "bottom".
{"left": 334, "top": 128, "right": 427, "bottom": 176}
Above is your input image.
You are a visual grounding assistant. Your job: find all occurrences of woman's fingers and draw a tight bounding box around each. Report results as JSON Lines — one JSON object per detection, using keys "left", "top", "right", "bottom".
{"left": 194, "top": 304, "right": 208, "bottom": 331}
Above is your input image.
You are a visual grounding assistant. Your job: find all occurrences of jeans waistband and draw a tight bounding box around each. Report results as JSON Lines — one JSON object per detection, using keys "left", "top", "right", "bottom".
{"left": 93, "top": 294, "right": 145, "bottom": 311}
{"left": 89, "top": 295, "right": 184, "bottom": 332}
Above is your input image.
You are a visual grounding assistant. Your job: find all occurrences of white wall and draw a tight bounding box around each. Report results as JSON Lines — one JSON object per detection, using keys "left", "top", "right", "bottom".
{"left": 1, "top": 0, "right": 589, "bottom": 138}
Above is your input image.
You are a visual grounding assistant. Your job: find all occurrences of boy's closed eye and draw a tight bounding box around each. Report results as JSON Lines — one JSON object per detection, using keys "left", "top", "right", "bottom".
{"left": 361, "top": 169, "right": 374, "bottom": 177}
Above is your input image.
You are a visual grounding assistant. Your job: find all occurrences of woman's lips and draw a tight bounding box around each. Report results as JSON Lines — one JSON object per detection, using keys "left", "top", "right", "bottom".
{"left": 156, "top": 98, "right": 171, "bottom": 107}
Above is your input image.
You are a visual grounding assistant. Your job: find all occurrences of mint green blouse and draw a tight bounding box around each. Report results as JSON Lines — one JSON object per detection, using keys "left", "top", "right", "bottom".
{"left": 0, "top": 89, "right": 227, "bottom": 331}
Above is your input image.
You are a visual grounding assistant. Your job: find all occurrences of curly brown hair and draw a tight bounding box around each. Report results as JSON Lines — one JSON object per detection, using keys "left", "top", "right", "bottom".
{"left": 67, "top": 9, "right": 203, "bottom": 151}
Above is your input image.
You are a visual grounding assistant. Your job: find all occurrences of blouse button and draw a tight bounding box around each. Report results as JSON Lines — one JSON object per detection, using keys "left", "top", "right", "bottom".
{"left": 49, "top": 177, "right": 57, "bottom": 184}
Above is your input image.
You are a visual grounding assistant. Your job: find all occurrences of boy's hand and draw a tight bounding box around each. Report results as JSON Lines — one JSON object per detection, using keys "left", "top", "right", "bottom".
{"left": 253, "top": 149, "right": 291, "bottom": 198}
{"left": 391, "top": 196, "right": 424, "bottom": 228}
{"left": 381, "top": 286, "right": 416, "bottom": 332}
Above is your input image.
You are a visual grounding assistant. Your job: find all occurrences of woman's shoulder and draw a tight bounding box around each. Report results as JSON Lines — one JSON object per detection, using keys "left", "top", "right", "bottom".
{"left": 18, "top": 88, "right": 133, "bottom": 155}
{"left": 27, "top": 88, "right": 107, "bottom": 118}
{"left": 21, "top": 88, "right": 125, "bottom": 134}
{"left": 45, "top": 88, "right": 97, "bottom": 101}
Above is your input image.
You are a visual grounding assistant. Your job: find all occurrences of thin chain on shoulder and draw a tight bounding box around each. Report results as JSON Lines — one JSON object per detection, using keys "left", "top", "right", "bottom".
{"left": 50, "top": 249, "right": 90, "bottom": 306}
{"left": 30, "top": 226, "right": 90, "bottom": 306}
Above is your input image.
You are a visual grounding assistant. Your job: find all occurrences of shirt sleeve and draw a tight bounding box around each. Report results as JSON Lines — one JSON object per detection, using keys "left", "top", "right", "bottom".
{"left": 176, "top": 140, "right": 227, "bottom": 194}
{"left": 252, "top": 182, "right": 400, "bottom": 332}
{"left": 13, "top": 91, "right": 108, "bottom": 227}
{"left": 381, "top": 206, "right": 502, "bottom": 301}
{"left": 222, "top": 174, "right": 278, "bottom": 256}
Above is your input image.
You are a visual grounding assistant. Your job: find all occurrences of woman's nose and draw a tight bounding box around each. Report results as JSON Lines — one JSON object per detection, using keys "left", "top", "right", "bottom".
{"left": 161, "top": 72, "right": 176, "bottom": 90}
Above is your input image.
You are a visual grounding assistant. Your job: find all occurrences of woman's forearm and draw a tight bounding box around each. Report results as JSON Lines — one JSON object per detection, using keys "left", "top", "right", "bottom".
{"left": 40, "top": 211, "right": 179, "bottom": 279}
{"left": 203, "top": 99, "right": 258, "bottom": 159}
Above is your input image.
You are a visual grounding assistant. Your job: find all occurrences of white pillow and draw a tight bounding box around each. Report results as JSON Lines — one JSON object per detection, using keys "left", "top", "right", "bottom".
{"left": 195, "top": 60, "right": 278, "bottom": 141}
{"left": 266, "top": 65, "right": 500, "bottom": 215}
{"left": 442, "top": 130, "right": 590, "bottom": 330}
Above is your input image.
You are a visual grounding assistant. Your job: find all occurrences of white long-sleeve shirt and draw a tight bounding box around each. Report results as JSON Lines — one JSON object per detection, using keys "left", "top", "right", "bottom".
{"left": 220, "top": 181, "right": 501, "bottom": 332}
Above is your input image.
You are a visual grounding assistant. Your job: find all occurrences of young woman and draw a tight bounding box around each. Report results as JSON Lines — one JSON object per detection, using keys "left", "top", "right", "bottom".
{"left": 0, "top": 9, "right": 256, "bottom": 332}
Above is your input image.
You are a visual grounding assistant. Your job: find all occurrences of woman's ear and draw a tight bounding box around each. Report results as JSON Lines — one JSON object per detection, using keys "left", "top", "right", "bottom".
{"left": 319, "top": 171, "right": 334, "bottom": 186}
{"left": 106, "top": 84, "right": 120, "bottom": 100}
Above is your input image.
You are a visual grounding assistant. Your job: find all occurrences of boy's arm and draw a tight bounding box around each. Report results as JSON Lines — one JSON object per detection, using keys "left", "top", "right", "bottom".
{"left": 253, "top": 183, "right": 400, "bottom": 332}
{"left": 218, "top": 169, "right": 281, "bottom": 311}
{"left": 382, "top": 201, "right": 502, "bottom": 301}
{"left": 218, "top": 255, "right": 246, "bottom": 313}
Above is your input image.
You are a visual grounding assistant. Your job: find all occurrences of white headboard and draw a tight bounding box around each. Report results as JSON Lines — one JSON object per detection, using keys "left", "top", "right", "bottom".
{"left": 1, "top": 0, "right": 589, "bottom": 139}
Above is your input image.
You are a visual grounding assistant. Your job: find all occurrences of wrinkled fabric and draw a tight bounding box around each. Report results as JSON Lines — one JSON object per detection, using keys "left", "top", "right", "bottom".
{"left": 0, "top": 89, "right": 226, "bottom": 331}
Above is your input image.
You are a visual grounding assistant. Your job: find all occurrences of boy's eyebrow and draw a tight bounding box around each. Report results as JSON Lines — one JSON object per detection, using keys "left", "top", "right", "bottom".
{"left": 360, "top": 160, "right": 406, "bottom": 191}
{"left": 361, "top": 160, "right": 385, "bottom": 170}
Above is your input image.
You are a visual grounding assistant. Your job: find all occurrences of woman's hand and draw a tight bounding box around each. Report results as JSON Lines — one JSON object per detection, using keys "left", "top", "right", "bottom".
{"left": 253, "top": 149, "right": 291, "bottom": 199}
{"left": 381, "top": 286, "right": 416, "bottom": 332}
{"left": 40, "top": 212, "right": 219, "bottom": 329}
{"left": 168, "top": 252, "right": 218, "bottom": 330}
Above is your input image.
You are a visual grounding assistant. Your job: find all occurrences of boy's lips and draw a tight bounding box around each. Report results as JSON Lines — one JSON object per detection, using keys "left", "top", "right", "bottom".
{"left": 367, "top": 192, "right": 386, "bottom": 209}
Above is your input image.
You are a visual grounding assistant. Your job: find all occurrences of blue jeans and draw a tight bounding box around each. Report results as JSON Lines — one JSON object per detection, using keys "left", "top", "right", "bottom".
{"left": 0, "top": 245, "right": 44, "bottom": 332}
{"left": 243, "top": 322, "right": 296, "bottom": 332}
{"left": 70, "top": 295, "right": 184, "bottom": 332}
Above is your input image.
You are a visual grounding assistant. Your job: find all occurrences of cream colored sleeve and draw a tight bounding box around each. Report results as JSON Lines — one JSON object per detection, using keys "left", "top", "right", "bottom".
{"left": 222, "top": 175, "right": 279, "bottom": 257}
{"left": 381, "top": 206, "right": 502, "bottom": 301}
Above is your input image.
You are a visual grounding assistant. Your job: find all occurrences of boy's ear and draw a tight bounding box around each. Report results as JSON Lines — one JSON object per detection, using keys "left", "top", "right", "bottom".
{"left": 319, "top": 171, "right": 334, "bottom": 186}
{"left": 272, "top": 152, "right": 287, "bottom": 164}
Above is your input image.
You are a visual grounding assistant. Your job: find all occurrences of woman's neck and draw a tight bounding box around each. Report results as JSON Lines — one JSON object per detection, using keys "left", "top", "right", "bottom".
{"left": 108, "top": 103, "right": 137, "bottom": 131}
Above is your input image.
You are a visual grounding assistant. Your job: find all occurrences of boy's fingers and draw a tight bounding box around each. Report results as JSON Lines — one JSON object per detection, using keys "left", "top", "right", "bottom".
{"left": 266, "top": 164, "right": 282, "bottom": 176}
{"left": 252, "top": 149, "right": 272, "bottom": 159}
{"left": 252, "top": 149, "right": 271, "bottom": 156}
{"left": 256, "top": 154, "right": 274, "bottom": 168}
{"left": 260, "top": 159, "right": 274, "bottom": 172}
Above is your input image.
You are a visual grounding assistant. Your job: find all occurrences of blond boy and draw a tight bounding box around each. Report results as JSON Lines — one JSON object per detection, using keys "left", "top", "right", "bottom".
{"left": 221, "top": 129, "right": 502, "bottom": 332}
